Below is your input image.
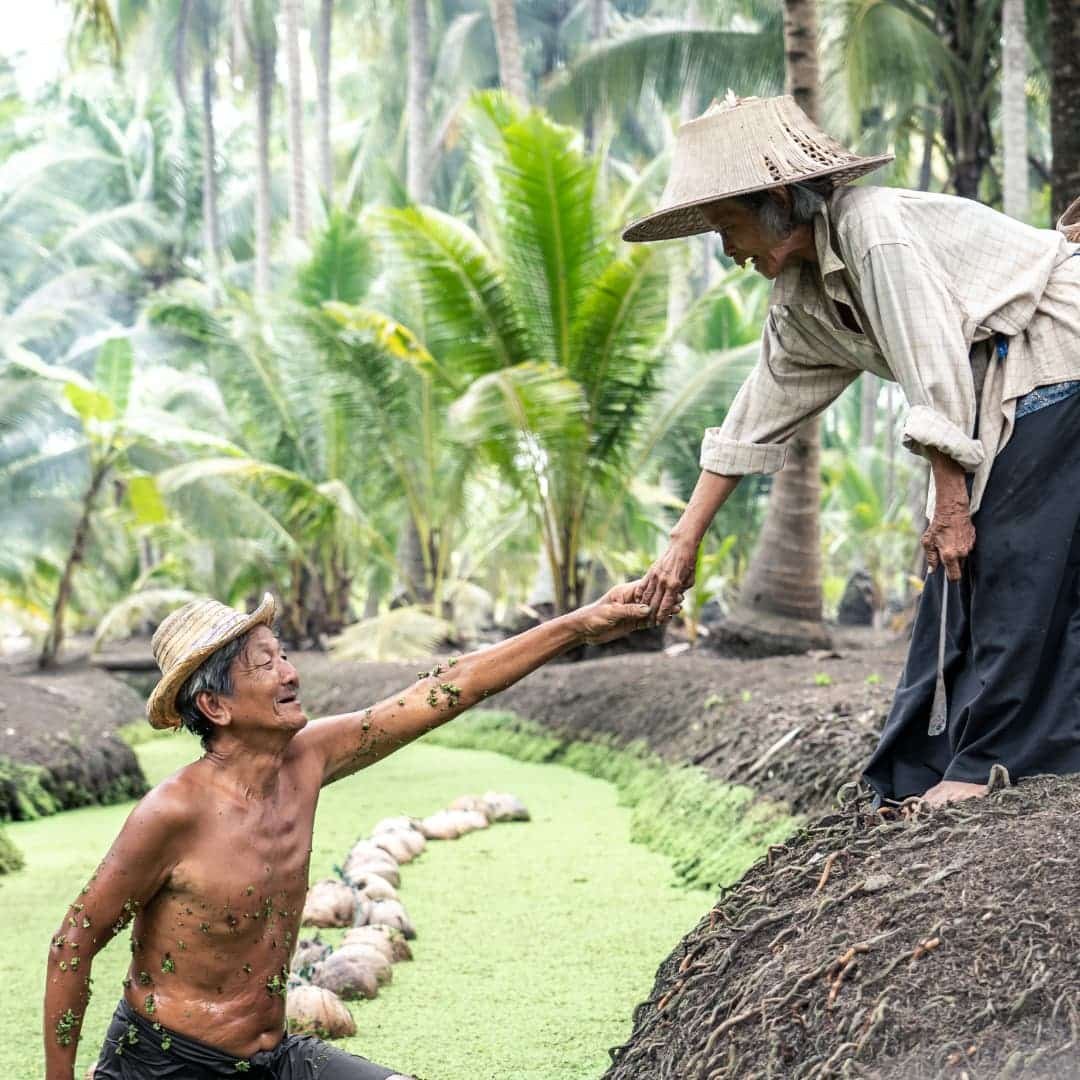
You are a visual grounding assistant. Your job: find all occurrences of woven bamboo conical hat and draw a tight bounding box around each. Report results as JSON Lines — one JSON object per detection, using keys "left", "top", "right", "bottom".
{"left": 145, "top": 592, "right": 276, "bottom": 730}
{"left": 622, "top": 93, "right": 893, "bottom": 243}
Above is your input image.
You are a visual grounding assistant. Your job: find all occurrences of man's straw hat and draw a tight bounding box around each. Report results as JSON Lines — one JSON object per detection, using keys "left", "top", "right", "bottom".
{"left": 622, "top": 93, "right": 893, "bottom": 243}
{"left": 1059, "top": 196, "right": 1080, "bottom": 243}
{"left": 146, "top": 592, "right": 276, "bottom": 730}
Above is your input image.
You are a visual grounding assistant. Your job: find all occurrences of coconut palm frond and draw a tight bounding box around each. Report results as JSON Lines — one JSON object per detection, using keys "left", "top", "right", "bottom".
{"left": 376, "top": 205, "right": 527, "bottom": 379}
{"left": 570, "top": 245, "right": 667, "bottom": 463}
{"left": 91, "top": 587, "right": 201, "bottom": 650}
{"left": 545, "top": 21, "right": 784, "bottom": 122}
{"left": 52, "top": 201, "right": 172, "bottom": 261}
{"left": 330, "top": 605, "right": 453, "bottom": 662}
{"left": 468, "top": 98, "right": 604, "bottom": 368}
{"left": 296, "top": 211, "right": 377, "bottom": 307}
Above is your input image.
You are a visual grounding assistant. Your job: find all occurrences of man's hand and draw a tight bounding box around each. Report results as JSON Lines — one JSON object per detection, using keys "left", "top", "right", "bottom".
{"left": 638, "top": 536, "right": 697, "bottom": 621}
{"left": 572, "top": 581, "right": 665, "bottom": 646}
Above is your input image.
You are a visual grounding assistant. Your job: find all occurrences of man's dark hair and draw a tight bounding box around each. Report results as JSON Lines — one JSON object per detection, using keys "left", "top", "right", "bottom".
{"left": 175, "top": 630, "right": 253, "bottom": 749}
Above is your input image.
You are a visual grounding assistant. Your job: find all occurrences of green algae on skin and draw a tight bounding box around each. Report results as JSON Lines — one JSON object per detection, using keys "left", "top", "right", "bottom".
{"left": 55, "top": 1009, "right": 80, "bottom": 1047}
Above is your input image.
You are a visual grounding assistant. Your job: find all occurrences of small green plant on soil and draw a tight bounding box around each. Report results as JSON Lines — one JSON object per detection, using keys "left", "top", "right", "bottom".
{"left": 813, "top": 673, "right": 833, "bottom": 687}
{"left": 703, "top": 694, "right": 723, "bottom": 710}
{"left": 865, "top": 672, "right": 882, "bottom": 685}
{"left": 741, "top": 690, "right": 753, "bottom": 703}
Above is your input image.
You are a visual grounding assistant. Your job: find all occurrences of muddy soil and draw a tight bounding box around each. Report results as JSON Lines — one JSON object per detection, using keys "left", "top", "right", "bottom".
{"left": 0, "top": 662, "right": 148, "bottom": 820}
{"left": 297, "top": 637, "right": 906, "bottom": 817}
{"left": 603, "top": 775, "right": 1080, "bottom": 1080}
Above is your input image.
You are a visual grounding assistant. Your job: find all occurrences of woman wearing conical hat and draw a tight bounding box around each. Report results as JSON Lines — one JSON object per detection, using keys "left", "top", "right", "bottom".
{"left": 631, "top": 93, "right": 1080, "bottom": 810}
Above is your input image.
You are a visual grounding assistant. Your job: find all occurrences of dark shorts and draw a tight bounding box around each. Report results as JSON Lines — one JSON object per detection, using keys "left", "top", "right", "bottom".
{"left": 93, "top": 998, "right": 407, "bottom": 1079}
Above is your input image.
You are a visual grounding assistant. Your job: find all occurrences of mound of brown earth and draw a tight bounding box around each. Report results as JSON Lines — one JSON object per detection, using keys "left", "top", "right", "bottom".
{"left": 0, "top": 664, "right": 148, "bottom": 820}
{"left": 604, "top": 775, "right": 1080, "bottom": 1080}
{"left": 297, "top": 639, "right": 906, "bottom": 817}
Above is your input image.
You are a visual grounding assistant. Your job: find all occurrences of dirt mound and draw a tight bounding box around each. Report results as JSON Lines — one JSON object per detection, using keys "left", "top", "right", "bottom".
{"left": 298, "top": 641, "right": 904, "bottom": 817}
{"left": 604, "top": 775, "right": 1080, "bottom": 1080}
{"left": 0, "top": 665, "right": 148, "bottom": 820}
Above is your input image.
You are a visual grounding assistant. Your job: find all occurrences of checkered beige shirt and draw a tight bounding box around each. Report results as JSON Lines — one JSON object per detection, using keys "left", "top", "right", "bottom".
{"left": 700, "top": 186, "right": 1080, "bottom": 513}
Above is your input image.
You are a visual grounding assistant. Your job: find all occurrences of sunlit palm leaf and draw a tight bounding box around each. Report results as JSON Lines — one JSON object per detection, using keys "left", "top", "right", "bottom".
{"left": 330, "top": 605, "right": 453, "bottom": 661}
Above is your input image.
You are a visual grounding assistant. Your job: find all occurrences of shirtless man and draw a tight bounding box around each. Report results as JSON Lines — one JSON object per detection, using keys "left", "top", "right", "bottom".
{"left": 44, "top": 584, "right": 664, "bottom": 1079}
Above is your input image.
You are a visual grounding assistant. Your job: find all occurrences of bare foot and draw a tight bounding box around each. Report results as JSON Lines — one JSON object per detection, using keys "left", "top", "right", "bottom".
{"left": 920, "top": 780, "right": 987, "bottom": 808}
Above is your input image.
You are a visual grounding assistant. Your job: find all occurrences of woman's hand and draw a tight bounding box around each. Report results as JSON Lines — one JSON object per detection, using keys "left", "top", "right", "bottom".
{"left": 922, "top": 507, "right": 976, "bottom": 581}
{"left": 925, "top": 449, "right": 976, "bottom": 581}
{"left": 638, "top": 536, "right": 698, "bottom": 620}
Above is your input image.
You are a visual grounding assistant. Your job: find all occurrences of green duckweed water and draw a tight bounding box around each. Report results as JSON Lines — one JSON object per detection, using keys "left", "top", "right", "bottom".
{"left": 0, "top": 719, "right": 789, "bottom": 1079}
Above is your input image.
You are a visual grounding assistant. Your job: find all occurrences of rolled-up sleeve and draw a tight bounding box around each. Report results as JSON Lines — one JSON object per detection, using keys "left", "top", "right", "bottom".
{"left": 857, "top": 243, "right": 985, "bottom": 471}
{"left": 700, "top": 308, "right": 857, "bottom": 475}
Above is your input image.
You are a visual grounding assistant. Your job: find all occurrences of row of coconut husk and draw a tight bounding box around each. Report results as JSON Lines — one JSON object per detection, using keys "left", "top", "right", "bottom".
{"left": 286, "top": 792, "right": 529, "bottom": 1039}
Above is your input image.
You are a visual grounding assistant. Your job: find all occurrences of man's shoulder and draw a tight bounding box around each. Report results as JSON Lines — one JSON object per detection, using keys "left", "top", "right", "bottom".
{"left": 126, "top": 764, "right": 205, "bottom": 833}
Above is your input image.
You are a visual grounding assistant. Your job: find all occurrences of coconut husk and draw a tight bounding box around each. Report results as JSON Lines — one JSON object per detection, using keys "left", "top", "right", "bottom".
{"left": 483, "top": 791, "right": 530, "bottom": 822}
{"left": 368, "top": 898, "right": 416, "bottom": 940}
{"left": 343, "top": 855, "right": 401, "bottom": 889}
{"left": 290, "top": 935, "right": 332, "bottom": 974}
{"left": 338, "top": 943, "right": 393, "bottom": 985}
{"left": 452, "top": 808, "right": 490, "bottom": 832}
{"left": 286, "top": 985, "right": 357, "bottom": 1039}
{"left": 352, "top": 872, "right": 398, "bottom": 903}
{"left": 301, "top": 879, "right": 356, "bottom": 928}
{"left": 372, "top": 831, "right": 416, "bottom": 864}
{"left": 351, "top": 894, "right": 372, "bottom": 928}
{"left": 346, "top": 924, "right": 413, "bottom": 963}
{"left": 373, "top": 815, "right": 420, "bottom": 834}
{"left": 449, "top": 794, "right": 496, "bottom": 820}
{"left": 342, "top": 927, "right": 396, "bottom": 963}
{"left": 417, "top": 810, "right": 464, "bottom": 839}
{"left": 311, "top": 950, "right": 380, "bottom": 1000}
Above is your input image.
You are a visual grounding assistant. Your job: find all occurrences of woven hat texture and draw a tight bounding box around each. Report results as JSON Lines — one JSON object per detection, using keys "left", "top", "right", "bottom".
{"left": 145, "top": 592, "right": 276, "bottom": 730}
{"left": 622, "top": 93, "right": 893, "bottom": 243}
{"left": 1059, "top": 196, "right": 1080, "bottom": 243}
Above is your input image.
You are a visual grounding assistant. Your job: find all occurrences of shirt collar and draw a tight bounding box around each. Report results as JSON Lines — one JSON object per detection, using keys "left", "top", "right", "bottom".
{"left": 769, "top": 198, "right": 852, "bottom": 312}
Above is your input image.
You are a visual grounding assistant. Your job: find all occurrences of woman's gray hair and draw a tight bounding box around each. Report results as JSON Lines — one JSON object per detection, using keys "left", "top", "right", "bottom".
{"left": 175, "top": 631, "right": 253, "bottom": 748}
{"left": 733, "top": 181, "right": 830, "bottom": 239}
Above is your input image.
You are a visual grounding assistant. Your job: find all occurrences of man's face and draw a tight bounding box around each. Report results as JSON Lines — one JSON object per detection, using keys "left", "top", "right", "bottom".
{"left": 699, "top": 195, "right": 792, "bottom": 280}
{"left": 220, "top": 625, "right": 306, "bottom": 738}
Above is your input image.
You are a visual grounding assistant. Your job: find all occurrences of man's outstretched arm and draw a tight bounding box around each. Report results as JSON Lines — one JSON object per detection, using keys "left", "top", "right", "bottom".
{"left": 302, "top": 582, "right": 658, "bottom": 784}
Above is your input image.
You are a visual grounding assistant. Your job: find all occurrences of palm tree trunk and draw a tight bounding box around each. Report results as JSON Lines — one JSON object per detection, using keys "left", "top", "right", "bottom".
{"left": 406, "top": 0, "right": 431, "bottom": 202}
{"left": 489, "top": 0, "right": 528, "bottom": 105}
{"left": 723, "top": 0, "right": 829, "bottom": 654}
{"left": 1049, "top": 0, "right": 1080, "bottom": 221}
{"left": 583, "top": 0, "right": 606, "bottom": 152}
{"left": 201, "top": 59, "right": 221, "bottom": 267}
{"left": 254, "top": 33, "right": 275, "bottom": 295}
{"left": 282, "top": 0, "right": 308, "bottom": 239}
{"left": 860, "top": 374, "right": 877, "bottom": 448}
{"left": 315, "top": 0, "right": 333, "bottom": 201}
{"left": 39, "top": 460, "right": 110, "bottom": 669}
{"left": 1001, "top": 0, "right": 1028, "bottom": 219}
{"left": 175, "top": 0, "right": 193, "bottom": 108}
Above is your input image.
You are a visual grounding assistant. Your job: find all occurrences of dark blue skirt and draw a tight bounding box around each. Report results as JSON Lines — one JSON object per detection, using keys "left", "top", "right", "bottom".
{"left": 865, "top": 387, "right": 1080, "bottom": 799}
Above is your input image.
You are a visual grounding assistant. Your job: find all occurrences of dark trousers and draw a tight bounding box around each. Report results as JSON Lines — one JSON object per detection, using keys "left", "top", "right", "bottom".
{"left": 93, "top": 998, "right": 405, "bottom": 1079}
{"left": 865, "top": 388, "right": 1080, "bottom": 800}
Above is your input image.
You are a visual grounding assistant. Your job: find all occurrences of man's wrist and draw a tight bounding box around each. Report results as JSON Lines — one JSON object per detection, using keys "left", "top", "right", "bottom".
{"left": 669, "top": 522, "right": 702, "bottom": 546}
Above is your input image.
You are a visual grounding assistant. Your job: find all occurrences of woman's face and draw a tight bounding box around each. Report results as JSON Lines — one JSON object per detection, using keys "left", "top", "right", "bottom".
{"left": 699, "top": 192, "right": 797, "bottom": 280}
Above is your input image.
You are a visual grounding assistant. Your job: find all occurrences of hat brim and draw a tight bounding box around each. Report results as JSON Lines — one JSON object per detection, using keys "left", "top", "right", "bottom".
{"left": 622, "top": 155, "right": 895, "bottom": 243}
{"left": 145, "top": 593, "right": 277, "bottom": 730}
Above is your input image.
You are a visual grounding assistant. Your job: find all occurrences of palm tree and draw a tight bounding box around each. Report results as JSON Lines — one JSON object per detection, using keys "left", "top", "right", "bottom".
{"left": 314, "top": 0, "right": 334, "bottom": 200}
{"left": 1048, "top": 0, "right": 1080, "bottom": 221}
{"left": 720, "top": 0, "right": 830, "bottom": 653}
{"left": 489, "top": 0, "right": 529, "bottom": 104}
{"left": 379, "top": 95, "right": 668, "bottom": 612}
{"left": 407, "top": 0, "right": 432, "bottom": 202}
{"left": 1001, "top": 0, "right": 1028, "bottom": 219}
{"left": 282, "top": 0, "right": 309, "bottom": 238}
